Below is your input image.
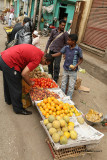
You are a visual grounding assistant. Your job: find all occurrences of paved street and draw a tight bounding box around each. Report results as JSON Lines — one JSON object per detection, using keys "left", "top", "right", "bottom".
{"left": 0, "top": 23, "right": 107, "bottom": 160}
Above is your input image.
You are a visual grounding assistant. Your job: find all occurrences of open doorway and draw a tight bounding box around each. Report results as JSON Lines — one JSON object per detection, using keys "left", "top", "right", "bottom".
{"left": 59, "top": 7, "right": 68, "bottom": 21}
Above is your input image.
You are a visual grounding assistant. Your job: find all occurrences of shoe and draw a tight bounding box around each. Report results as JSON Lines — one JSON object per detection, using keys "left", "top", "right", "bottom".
{"left": 15, "top": 109, "right": 32, "bottom": 115}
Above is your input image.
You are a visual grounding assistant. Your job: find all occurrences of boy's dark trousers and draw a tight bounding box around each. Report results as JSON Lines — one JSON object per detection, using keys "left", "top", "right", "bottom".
{"left": 48, "top": 50, "right": 61, "bottom": 82}
{"left": 0, "top": 56, "right": 23, "bottom": 113}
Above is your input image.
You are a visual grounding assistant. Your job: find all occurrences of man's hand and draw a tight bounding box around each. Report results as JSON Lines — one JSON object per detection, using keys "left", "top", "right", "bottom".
{"left": 21, "top": 66, "right": 32, "bottom": 86}
{"left": 44, "top": 49, "right": 47, "bottom": 55}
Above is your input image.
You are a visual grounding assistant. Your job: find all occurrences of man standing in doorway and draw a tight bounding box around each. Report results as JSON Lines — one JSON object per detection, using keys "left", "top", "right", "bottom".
{"left": 44, "top": 19, "right": 68, "bottom": 83}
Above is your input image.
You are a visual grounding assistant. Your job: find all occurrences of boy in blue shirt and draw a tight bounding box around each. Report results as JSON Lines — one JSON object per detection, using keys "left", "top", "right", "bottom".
{"left": 52, "top": 34, "right": 83, "bottom": 99}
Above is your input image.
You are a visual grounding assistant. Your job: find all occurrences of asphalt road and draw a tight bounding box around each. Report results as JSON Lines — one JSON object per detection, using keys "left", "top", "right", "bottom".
{"left": 0, "top": 23, "right": 107, "bottom": 160}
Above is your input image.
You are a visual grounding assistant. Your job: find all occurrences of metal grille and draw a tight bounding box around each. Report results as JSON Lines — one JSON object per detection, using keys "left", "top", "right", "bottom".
{"left": 83, "top": 0, "right": 107, "bottom": 51}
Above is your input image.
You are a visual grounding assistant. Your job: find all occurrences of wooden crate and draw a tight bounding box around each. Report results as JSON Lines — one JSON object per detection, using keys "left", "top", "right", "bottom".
{"left": 22, "top": 79, "right": 31, "bottom": 94}
{"left": 46, "top": 138, "right": 86, "bottom": 160}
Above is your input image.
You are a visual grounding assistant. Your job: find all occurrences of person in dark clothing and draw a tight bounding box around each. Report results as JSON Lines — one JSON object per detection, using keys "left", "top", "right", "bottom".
{"left": 9, "top": 17, "right": 31, "bottom": 43}
{"left": 15, "top": 20, "right": 34, "bottom": 45}
{"left": 0, "top": 44, "right": 52, "bottom": 115}
{"left": 44, "top": 19, "right": 68, "bottom": 83}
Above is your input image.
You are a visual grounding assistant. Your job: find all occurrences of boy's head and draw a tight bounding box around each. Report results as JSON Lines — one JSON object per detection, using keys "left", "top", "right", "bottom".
{"left": 67, "top": 34, "right": 78, "bottom": 46}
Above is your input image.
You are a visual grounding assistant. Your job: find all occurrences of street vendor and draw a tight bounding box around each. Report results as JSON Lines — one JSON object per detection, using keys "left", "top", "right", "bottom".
{"left": 0, "top": 44, "right": 53, "bottom": 115}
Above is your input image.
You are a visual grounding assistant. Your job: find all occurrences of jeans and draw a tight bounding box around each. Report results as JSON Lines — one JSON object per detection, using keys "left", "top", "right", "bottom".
{"left": 48, "top": 50, "right": 61, "bottom": 82}
{"left": 61, "top": 69, "right": 77, "bottom": 99}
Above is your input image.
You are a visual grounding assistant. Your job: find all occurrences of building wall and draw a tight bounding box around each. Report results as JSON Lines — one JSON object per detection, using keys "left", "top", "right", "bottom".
{"left": 77, "top": 0, "right": 93, "bottom": 43}
{"left": 0, "top": 0, "right": 10, "bottom": 12}
{"left": 40, "top": 0, "right": 76, "bottom": 31}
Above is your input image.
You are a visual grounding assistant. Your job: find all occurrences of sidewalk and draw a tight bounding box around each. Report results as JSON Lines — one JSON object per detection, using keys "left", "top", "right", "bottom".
{"left": 0, "top": 23, "right": 107, "bottom": 160}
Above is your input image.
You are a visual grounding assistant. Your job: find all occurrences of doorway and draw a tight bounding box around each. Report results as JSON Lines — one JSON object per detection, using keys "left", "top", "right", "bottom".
{"left": 59, "top": 7, "right": 68, "bottom": 21}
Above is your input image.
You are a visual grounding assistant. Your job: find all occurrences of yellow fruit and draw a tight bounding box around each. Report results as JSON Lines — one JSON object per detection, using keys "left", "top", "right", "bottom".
{"left": 48, "top": 115, "right": 55, "bottom": 123}
{"left": 52, "top": 120, "right": 60, "bottom": 129}
{"left": 59, "top": 119, "right": 66, "bottom": 127}
{"left": 52, "top": 133, "right": 60, "bottom": 143}
{"left": 49, "top": 128, "right": 57, "bottom": 136}
{"left": 70, "top": 130, "right": 78, "bottom": 140}
{"left": 37, "top": 103, "right": 41, "bottom": 107}
{"left": 77, "top": 117, "right": 84, "bottom": 124}
{"left": 70, "top": 112, "right": 73, "bottom": 117}
{"left": 47, "top": 123, "right": 52, "bottom": 130}
{"left": 63, "top": 116, "right": 70, "bottom": 123}
{"left": 56, "top": 116, "right": 62, "bottom": 121}
{"left": 57, "top": 131, "right": 64, "bottom": 136}
{"left": 44, "top": 119, "right": 49, "bottom": 125}
{"left": 62, "top": 127, "right": 68, "bottom": 132}
{"left": 68, "top": 122, "right": 74, "bottom": 127}
{"left": 68, "top": 125, "right": 74, "bottom": 131}
{"left": 75, "top": 112, "right": 82, "bottom": 116}
{"left": 64, "top": 131, "right": 70, "bottom": 139}
{"left": 60, "top": 135, "right": 68, "bottom": 145}
{"left": 69, "top": 64, "right": 75, "bottom": 69}
{"left": 57, "top": 128, "right": 61, "bottom": 132}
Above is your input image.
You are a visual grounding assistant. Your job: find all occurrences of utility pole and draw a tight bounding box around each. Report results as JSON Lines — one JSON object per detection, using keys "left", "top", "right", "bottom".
{"left": 28, "top": 0, "right": 32, "bottom": 17}
{"left": 37, "top": 0, "right": 43, "bottom": 31}
{"left": 33, "top": 0, "right": 38, "bottom": 25}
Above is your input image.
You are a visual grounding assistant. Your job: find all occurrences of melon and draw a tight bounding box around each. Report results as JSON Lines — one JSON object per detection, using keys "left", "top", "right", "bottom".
{"left": 77, "top": 117, "right": 84, "bottom": 124}
{"left": 47, "top": 123, "right": 52, "bottom": 130}
{"left": 59, "top": 119, "right": 66, "bottom": 127}
{"left": 62, "top": 127, "right": 68, "bottom": 132}
{"left": 64, "top": 131, "right": 70, "bottom": 139}
{"left": 70, "top": 130, "right": 78, "bottom": 140}
{"left": 63, "top": 116, "right": 70, "bottom": 123}
{"left": 60, "top": 135, "right": 68, "bottom": 145}
{"left": 56, "top": 116, "right": 62, "bottom": 121}
{"left": 44, "top": 119, "right": 49, "bottom": 125}
{"left": 52, "top": 133, "right": 60, "bottom": 143}
{"left": 48, "top": 115, "right": 55, "bottom": 123}
{"left": 57, "top": 131, "right": 64, "bottom": 136}
{"left": 49, "top": 128, "right": 57, "bottom": 136}
{"left": 68, "top": 125, "right": 74, "bottom": 131}
{"left": 52, "top": 120, "right": 60, "bottom": 129}
{"left": 57, "top": 128, "right": 61, "bottom": 132}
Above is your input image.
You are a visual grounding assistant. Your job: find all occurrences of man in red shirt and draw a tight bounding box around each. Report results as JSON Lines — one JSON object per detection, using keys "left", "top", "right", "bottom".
{"left": 0, "top": 44, "right": 52, "bottom": 115}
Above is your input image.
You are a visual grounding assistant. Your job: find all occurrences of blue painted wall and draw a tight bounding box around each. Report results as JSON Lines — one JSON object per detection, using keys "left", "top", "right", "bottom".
{"left": 40, "top": 0, "right": 76, "bottom": 31}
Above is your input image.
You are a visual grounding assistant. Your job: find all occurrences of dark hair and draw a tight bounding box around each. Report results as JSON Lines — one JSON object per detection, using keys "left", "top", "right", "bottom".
{"left": 68, "top": 34, "right": 78, "bottom": 42}
{"left": 23, "top": 17, "right": 31, "bottom": 23}
{"left": 59, "top": 19, "right": 66, "bottom": 24}
{"left": 45, "top": 53, "right": 53, "bottom": 62}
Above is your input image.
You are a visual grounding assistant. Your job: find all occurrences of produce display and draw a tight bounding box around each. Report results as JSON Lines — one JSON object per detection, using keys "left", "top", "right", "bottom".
{"left": 30, "top": 78, "right": 58, "bottom": 88}
{"left": 85, "top": 109, "right": 103, "bottom": 123}
{"left": 30, "top": 67, "right": 49, "bottom": 79}
{"left": 37, "top": 97, "right": 81, "bottom": 118}
{"left": 43, "top": 115, "right": 78, "bottom": 144}
{"left": 30, "top": 88, "right": 60, "bottom": 101}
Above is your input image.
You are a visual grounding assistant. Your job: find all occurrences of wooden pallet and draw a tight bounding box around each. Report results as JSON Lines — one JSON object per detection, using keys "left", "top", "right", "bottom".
{"left": 46, "top": 138, "right": 86, "bottom": 160}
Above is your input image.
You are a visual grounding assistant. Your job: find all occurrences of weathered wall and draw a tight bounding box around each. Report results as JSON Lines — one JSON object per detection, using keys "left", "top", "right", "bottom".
{"left": 78, "top": 0, "right": 93, "bottom": 43}
{"left": 0, "top": 0, "right": 10, "bottom": 11}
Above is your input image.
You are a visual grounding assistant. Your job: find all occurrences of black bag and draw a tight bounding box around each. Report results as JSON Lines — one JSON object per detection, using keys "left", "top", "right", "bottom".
{"left": 6, "top": 39, "right": 17, "bottom": 49}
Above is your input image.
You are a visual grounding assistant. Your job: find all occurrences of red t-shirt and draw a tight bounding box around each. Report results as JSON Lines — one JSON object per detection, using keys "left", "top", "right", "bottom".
{"left": 1, "top": 44, "right": 44, "bottom": 72}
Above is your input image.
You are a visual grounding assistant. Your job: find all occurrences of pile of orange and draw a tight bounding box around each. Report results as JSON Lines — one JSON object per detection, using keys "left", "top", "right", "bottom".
{"left": 37, "top": 97, "right": 81, "bottom": 118}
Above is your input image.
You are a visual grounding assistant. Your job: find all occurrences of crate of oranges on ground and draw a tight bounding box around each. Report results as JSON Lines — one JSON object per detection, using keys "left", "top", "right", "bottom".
{"left": 36, "top": 97, "right": 82, "bottom": 119}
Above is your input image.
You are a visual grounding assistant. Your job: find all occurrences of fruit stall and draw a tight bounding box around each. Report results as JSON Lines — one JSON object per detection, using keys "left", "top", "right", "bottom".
{"left": 25, "top": 65, "right": 104, "bottom": 159}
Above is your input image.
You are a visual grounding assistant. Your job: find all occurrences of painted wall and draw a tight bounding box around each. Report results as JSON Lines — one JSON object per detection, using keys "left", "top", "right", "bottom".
{"left": 31, "top": 0, "right": 35, "bottom": 18}
{"left": 40, "top": 0, "right": 76, "bottom": 31}
{"left": 77, "top": 0, "right": 93, "bottom": 43}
